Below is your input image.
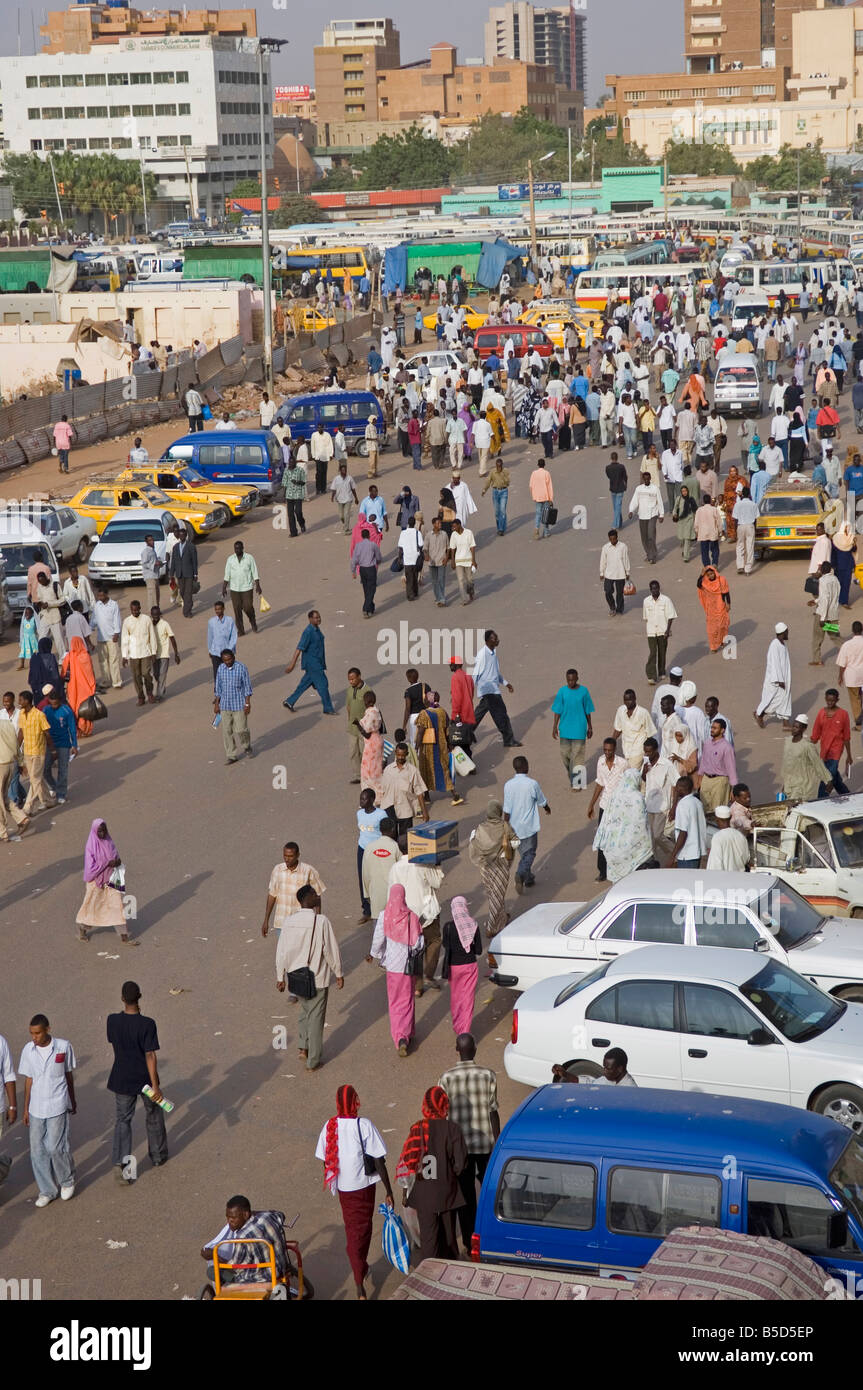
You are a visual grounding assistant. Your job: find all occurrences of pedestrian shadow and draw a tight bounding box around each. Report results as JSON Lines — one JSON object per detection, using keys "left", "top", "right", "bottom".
{"left": 160, "top": 1050, "right": 284, "bottom": 1156}
{"left": 133, "top": 869, "right": 214, "bottom": 938}
{"left": 247, "top": 711, "right": 324, "bottom": 752}
{"left": 670, "top": 617, "right": 758, "bottom": 670}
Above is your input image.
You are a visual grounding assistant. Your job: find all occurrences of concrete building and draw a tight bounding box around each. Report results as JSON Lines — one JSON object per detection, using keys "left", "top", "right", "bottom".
{"left": 376, "top": 43, "right": 582, "bottom": 128}
{"left": 39, "top": 4, "right": 256, "bottom": 53}
{"left": 0, "top": 36, "right": 273, "bottom": 222}
{"left": 600, "top": 67, "right": 787, "bottom": 138}
{"left": 484, "top": 2, "right": 586, "bottom": 93}
{"left": 313, "top": 17, "right": 401, "bottom": 124}
{"left": 683, "top": 0, "right": 839, "bottom": 76}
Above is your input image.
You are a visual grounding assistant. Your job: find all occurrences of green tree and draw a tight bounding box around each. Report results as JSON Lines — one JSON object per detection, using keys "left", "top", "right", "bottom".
{"left": 662, "top": 139, "right": 740, "bottom": 176}
{"left": 318, "top": 165, "right": 356, "bottom": 191}
{"left": 353, "top": 125, "right": 452, "bottom": 190}
{"left": 230, "top": 177, "right": 263, "bottom": 197}
{"left": 271, "top": 195, "right": 328, "bottom": 227}
{"left": 747, "top": 140, "right": 827, "bottom": 191}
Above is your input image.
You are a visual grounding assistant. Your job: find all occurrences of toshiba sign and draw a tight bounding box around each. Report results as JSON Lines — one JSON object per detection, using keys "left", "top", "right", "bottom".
{"left": 274, "top": 85, "right": 311, "bottom": 101}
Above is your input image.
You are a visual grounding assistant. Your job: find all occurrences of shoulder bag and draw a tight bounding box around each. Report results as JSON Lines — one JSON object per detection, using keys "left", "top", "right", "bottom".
{"left": 404, "top": 937, "right": 426, "bottom": 978}
{"left": 357, "top": 1118, "right": 378, "bottom": 1177}
{"left": 287, "top": 912, "right": 318, "bottom": 999}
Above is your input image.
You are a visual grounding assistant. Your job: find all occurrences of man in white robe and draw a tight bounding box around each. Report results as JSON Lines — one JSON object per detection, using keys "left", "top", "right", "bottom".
{"left": 706, "top": 805, "right": 750, "bottom": 871}
{"left": 450, "top": 474, "right": 478, "bottom": 527}
{"left": 651, "top": 666, "right": 684, "bottom": 726}
{"left": 755, "top": 624, "right": 792, "bottom": 727}
{"left": 679, "top": 680, "right": 707, "bottom": 755}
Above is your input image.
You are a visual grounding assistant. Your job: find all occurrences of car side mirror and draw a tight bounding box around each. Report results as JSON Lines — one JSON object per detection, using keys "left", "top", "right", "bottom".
{"left": 753, "top": 939, "right": 770, "bottom": 953}
{"left": 829, "top": 1209, "right": 848, "bottom": 1250}
{"left": 748, "top": 1027, "right": 776, "bottom": 1046}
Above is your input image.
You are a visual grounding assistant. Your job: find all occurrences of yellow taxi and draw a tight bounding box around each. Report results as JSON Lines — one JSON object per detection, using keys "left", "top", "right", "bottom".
{"left": 519, "top": 304, "right": 605, "bottom": 349}
{"left": 67, "top": 479, "right": 224, "bottom": 539}
{"left": 422, "top": 301, "right": 487, "bottom": 333}
{"left": 114, "top": 462, "right": 256, "bottom": 525}
{"left": 754, "top": 477, "right": 842, "bottom": 558}
{"left": 287, "top": 304, "right": 337, "bottom": 334}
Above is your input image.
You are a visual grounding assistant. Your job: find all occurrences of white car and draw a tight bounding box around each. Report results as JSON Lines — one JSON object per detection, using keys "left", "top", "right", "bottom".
{"left": 87, "top": 508, "right": 177, "bottom": 587}
{"left": 401, "top": 350, "right": 467, "bottom": 381}
{"left": 0, "top": 503, "right": 93, "bottom": 566}
{"left": 489, "top": 870, "right": 863, "bottom": 1002}
{"left": 505, "top": 944, "right": 863, "bottom": 1131}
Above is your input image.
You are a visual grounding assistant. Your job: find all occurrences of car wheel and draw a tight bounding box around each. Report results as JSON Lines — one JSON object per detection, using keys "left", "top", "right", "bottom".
{"left": 197, "top": 1284, "right": 216, "bottom": 1300}
{"left": 811, "top": 1083, "right": 863, "bottom": 1133}
{"left": 76, "top": 537, "right": 91, "bottom": 563}
{"left": 355, "top": 439, "right": 369, "bottom": 458}
{"left": 833, "top": 983, "right": 863, "bottom": 1002}
{"left": 557, "top": 1059, "right": 603, "bottom": 1081}
{"left": 851, "top": 908, "right": 863, "bottom": 920}
{"left": 214, "top": 505, "right": 232, "bottom": 527}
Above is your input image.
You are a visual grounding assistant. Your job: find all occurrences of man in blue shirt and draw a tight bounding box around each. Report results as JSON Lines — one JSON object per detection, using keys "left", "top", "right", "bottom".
{"left": 571, "top": 369, "right": 589, "bottom": 400}
{"left": 551, "top": 669, "right": 595, "bottom": 790}
{"left": 356, "top": 788, "right": 387, "bottom": 922}
{"left": 749, "top": 463, "right": 770, "bottom": 507}
{"left": 213, "top": 649, "right": 253, "bottom": 764}
{"left": 206, "top": 599, "right": 237, "bottom": 686}
{"left": 472, "top": 630, "right": 520, "bottom": 748}
{"left": 283, "top": 609, "right": 336, "bottom": 715}
{"left": 845, "top": 455, "right": 863, "bottom": 498}
{"left": 486, "top": 351, "right": 501, "bottom": 374}
{"left": 366, "top": 345, "right": 383, "bottom": 389}
{"left": 503, "top": 755, "right": 551, "bottom": 892}
{"left": 358, "top": 485, "right": 388, "bottom": 532}
{"left": 44, "top": 689, "right": 77, "bottom": 803}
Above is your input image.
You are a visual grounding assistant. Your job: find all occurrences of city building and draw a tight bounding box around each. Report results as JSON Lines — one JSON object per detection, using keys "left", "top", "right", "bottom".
{"left": 376, "top": 42, "right": 582, "bottom": 128}
{"left": 313, "top": 17, "right": 401, "bottom": 124}
{"left": 484, "top": 2, "right": 586, "bottom": 93}
{"left": 683, "top": 0, "right": 838, "bottom": 76}
{"left": 39, "top": 3, "right": 257, "bottom": 53}
{"left": 0, "top": 36, "right": 274, "bottom": 221}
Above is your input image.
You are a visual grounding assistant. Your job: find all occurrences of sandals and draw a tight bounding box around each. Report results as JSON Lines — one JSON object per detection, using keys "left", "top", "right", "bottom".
{"left": 77, "top": 928, "right": 89, "bottom": 943}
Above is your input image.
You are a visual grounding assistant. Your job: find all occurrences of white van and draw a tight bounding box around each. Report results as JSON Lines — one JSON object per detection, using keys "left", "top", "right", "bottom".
{"left": 714, "top": 347, "right": 762, "bottom": 416}
{"left": 0, "top": 518, "right": 60, "bottom": 619}
{"left": 731, "top": 289, "right": 770, "bottom": 336}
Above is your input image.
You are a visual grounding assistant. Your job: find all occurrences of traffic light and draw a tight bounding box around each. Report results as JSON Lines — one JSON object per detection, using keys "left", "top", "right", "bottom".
{"left": 274, "top": 177, "right": 280, "bottom": 190}
{"left": 58, "top": 182, "right": 65, "bottom": 195}
{"left": 40, "top": 209, "right": 47, "bottom": 218}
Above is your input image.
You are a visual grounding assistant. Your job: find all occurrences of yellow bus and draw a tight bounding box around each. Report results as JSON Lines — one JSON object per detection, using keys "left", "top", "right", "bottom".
{"left": 574, "top": 266, "right": 699, "bottom": 314}
{"left": 275, "top": 245, "right": 370, "bottom": 288}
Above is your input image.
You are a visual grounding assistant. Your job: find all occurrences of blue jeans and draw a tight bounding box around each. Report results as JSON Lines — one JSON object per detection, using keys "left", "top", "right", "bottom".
{"left": 493, "top": 487, "right": 509, "bottom": 533}
{"left": 677, "top": 857, "right": 701, "bottom": 869}
{"left": 767, "top": 359, "right": 777, "bottom": 380}
{"left": 612, "top": 492, "right": 624, "bottom": 529}
{"left": 286, "top": 667, "right": 335, "bottom": 713}
{"left": 8, "top": 763, "right": 23, "bottom": 805}
{"left": 700, "top": 539, "right": 719, "bottom": 567}
{"left": 45, "top": 746, "right": 71, "bottom": 800}
{"left": 777, "top": 438, "right": 789, "bottom": 470}
{"left": 112, "top": 1091, "right": 168, "bottom": 1167}
{"left": 515, "top": 832, "right": 538, "bottom": 885}
{"left": 430, "top": 564, "right": 447, "bottom": 603}
{"left": 535, "top": 501, "right": 549, "bottom": 537}
{"left": 622, "top": 424, "right": 638, "bottom": 458}
{"left": 29, "top": 1112, "right": 75, "bottom": 1198}
{"left": 411, "top": 443, "right": 422, "bottom": 470}
{"left": 820, "top": 759, "right": 850, "bottom": 797}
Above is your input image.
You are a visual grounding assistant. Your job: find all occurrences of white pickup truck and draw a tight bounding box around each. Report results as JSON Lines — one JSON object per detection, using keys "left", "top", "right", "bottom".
{"left": 752, "top": 794, "right": 863, "bottom": 917}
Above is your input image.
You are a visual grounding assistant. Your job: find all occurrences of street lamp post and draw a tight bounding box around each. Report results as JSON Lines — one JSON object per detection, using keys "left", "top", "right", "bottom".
{"left": 528, "top": 149, "right": 555, "bottom": 265}
{"left": 257, "top": 36, "right": 287, "bottom": 396}
{"left": 138, "top": 143, "right": 149, "bottom": 237}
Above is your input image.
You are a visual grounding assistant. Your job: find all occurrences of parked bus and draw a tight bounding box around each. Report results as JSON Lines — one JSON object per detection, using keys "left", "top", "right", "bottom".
{"left": 800, "top": 220, "right": 863, "bottom": 260}
{"left": 276, "top": 245, "right": 371, "bottom": 288}
{"left": 592, "top": 237, "right": 674, "bottom": 269}
{"left": 732, "top": 257, "right": 854, "bottom": 307}
{"left": 574, "top": 265, "right": 699, "bottom": 313}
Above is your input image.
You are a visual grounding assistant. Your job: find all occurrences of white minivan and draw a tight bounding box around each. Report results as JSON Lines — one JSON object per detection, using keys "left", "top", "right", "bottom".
{"left": 731, "top": 290, "right": 770, "bottom": 336}
{"left": 714, "top": 347, "right": 762, "bottom": 416}
{"left": 0, "top": 517, "right": 60, "bottom": 619}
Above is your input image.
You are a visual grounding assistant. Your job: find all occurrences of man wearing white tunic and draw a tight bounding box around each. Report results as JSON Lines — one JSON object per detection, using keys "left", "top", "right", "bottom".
{"left": 755, "top": 623, "right": 792, "bottom": 728}
{"left": 450, "top": 474, "right": 477, "bottom": 527}
{"left": 679, "top": 680, "right": 708, "bottom": 754}
{"left": 706, "top": 805, "right": 750, "bottom": 871}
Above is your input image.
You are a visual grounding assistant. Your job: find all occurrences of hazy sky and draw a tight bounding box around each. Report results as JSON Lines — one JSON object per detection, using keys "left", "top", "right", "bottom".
{"left": 8, "top": 1, "right": 685, "bottom": 105}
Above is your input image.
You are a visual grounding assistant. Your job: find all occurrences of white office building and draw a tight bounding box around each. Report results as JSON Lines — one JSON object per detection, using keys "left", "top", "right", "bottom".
{"left": 0, "top": 34, "right": 274, "bottom": 221}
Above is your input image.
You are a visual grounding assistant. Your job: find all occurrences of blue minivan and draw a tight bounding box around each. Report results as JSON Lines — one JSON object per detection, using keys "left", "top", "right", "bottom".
{"left": 277, "top": 391, "right": 387, "bottom": 457}
{"left": 473, "top": 1086, "right": 863, "bottom": 1291}
{"left": 160, "top": 430, "right": 281, "bottom": 500}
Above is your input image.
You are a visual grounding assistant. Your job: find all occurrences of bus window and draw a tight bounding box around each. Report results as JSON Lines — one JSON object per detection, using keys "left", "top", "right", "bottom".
{"left": 736, "top": 266, "right": 754, "bottom": 287}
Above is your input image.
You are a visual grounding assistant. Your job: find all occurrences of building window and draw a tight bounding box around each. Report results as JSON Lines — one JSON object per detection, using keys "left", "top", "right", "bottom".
{"left": 89, "top": 137, "right": 110, "bottom": 149}
{"left": 108, "top": 73, "right": 129, "bottom": 86}
{"left": 62, "top": 73, "right": 84, "bottom": 87}
{"left": 45, "top": 138, "right": 64, "bottom": 150}
{"left": 111, "top": 137, "right": 132, "bottom": 149}
{"left": 345, "top": 104, "right": 365, "bottom": 113}
{"left": 157, "top": 134, "right": 179, "bottom": 147}
{"left": 26, "top": 76, "right": 37, "bottom": 89}
{"left": 489, "top": 71, "right": 509, "bottom": 83}
{"left": 130, "top": 72, "right": 149, "bottom": 85}
{"left": 178, "top": 102, "right": 190, "bottom": 115}
{"left": 456, "top": 93, "right": 462, "bottom": 103}
{"left": 656, "top": 89, "right": 680, "bottom": 99}
{"left": 63, "top": 107, "right": 85, "bottom": 119}
{"left": 752, "top": 84, "right": 775, "bottom": 96}
{"left": 691, "top": 88, "right": 708, "bottom": 97}
{"left": 180, "top": 134, "right": 192, "bottom": 146}
{"left": 109, "top": 105, "right": 131, "bottom": 117}
{"left": 176, "top": 70, "right": 188, "bottom": 83}
{"left": 715, "top": 85, "right": 742, "bottom": 96}
{"left": 66, "top": 138, "right": 87, "bottom": 150}
{"left": 342, "top": 52, "right": 364, "bottom": 61}
{"left": 474, "top": 72, "right": 482, "bottom": 83}
{"left": 155, "top": 103, "right": 177, "bottom": 116}
{"left": 86, "top": 106, "right": 108, "bottom": 119}
{"left": 132, "top": 104, "right": 154, "bottom": 117}
{"left": 30, "top": 138, "right": 42, "bottom": 149}
{"left": 154, "top": 71, "right": 175, "bottom": 84}
{"left": 344, "top": 88, "right": 365, "bottom": 97}
{"left": 343, "top": 69, "right": 364, "bottom": 81}
{"left": 39, "top": 75, "right": 61, "bottom": 88}
{"left": 625, "top": 90, "right": 646, "bottom": 100}
{"left": 41, "top": 106, "right": 62, "bottom": 119}
{"left": 475, "top": 93, "right": 482, "bottom": 101}
{"left": 85, "top": 73, "right": 107, "bottom": 86}
{"left": 27, "top": 107, "right": 40, "bottom": 120}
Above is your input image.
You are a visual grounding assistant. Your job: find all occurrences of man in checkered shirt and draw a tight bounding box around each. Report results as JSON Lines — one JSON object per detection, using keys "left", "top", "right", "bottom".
{"left": 439, "top": 1033, "right": 499, "bottom": 1254}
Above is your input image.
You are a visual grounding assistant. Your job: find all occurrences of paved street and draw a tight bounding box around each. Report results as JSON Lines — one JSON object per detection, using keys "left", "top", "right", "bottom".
{"left": 0, "top": 368, "right": 850, "bottom": 1300}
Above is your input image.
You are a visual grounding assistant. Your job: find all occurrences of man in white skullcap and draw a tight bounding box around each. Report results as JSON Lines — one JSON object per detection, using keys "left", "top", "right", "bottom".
{"left": 755, "top": 624, "right": 792, "bottom": 729}
{"left": 781, "top": 714, "right": 830, "bottom": 801}
{"left": 651, "top": 665, "right": 684, "bottom": 727}
{"left": 679, "top": 679, "right": 707, "bottom": 754}
{"left": 706, "top": 804, "right": 751, "bottom": 871}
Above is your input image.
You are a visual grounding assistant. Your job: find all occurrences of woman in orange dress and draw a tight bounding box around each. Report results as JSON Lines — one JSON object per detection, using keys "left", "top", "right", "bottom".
{"left": 677, "top": 372, "right": 708, "bottom": 411}
{"left": 60, "top": 634, "right": 97, "bottom": 737}
{"left": 697, "top": 566, "right": 731, "bottom": 653}
{"left": 722, "top": 466, "right": 741, "bottom": 542}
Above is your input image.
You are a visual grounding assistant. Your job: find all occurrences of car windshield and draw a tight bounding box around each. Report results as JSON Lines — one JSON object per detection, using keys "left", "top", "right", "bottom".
{"left": 741, "top": 959, "right": 845, "bottom": 1042}
{"left": 101, "top": 521, "right": 163, "bottom": 544}
{"left": 178, "top": 467, "right": 208, "bottom": 487}
{"left": 554, "top": 960, "right": 612, "bottom": 1007}
{"left": 830, "top": 1138, "right": 863, "bottom": 1231}
{"left": 716, "top": 368, "right": 757, "bottom": 386}
{"left": 758, "top": 496, "right": 820, "bottom": 516}
{"left": 757, "top": 882, "right": 827, "bottom": 950}
{"left": 558, "top": 892, "right": 607, "bottom": 935}
{"left": 0, "top": 543, "right": 53, "bottom": 576}
{"left": 829, "top": 819, "right": 863, "bottom": 869}
{"left": 163, "top": 446, "right": 194, "bottom": 462}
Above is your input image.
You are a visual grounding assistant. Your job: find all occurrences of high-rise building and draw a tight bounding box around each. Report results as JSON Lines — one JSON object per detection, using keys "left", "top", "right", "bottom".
{"left": 484, "top": 3, "right": 585, "bottom": 93}
{"left": 39, "top": 4, "right": 257, "bottom": 54}
{"left": 684, "top": 0, "right": 841, "bottom": 76}
{"left": 314, "top": 17, "right": 401, "bottom": 124}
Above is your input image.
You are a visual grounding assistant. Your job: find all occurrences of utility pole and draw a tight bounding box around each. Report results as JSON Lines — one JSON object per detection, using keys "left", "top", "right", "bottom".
{"left": 663, "top": 155, "right": 669, "bottom": 234}
{"left": 567, "top": 126, "right": 573, "bottom": 269}
{"left": 182, "top": 145, "right": 195, "bottom": 220}
{"left": 47, "top": 152, "right": 64, "bottom": 227}
{"left": 590, "top": 139, "right": 596, "bottom": 189}
{"left": 528, "top": 157, "right": 537, "bottom": 264}
{"left": 257, "top": 37, "right": 287, "bottom": 396}
{"left": 796, "top": 148, "right": 802, "bottom": 261}
{"left": 138, "top": 144, "right": 149, "bottom": 237}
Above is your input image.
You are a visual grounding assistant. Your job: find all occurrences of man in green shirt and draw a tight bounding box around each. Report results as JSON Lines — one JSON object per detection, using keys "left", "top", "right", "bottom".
{"left": 346, "top": 667, "right": 370, "bottom": 784}
{"left": 221, "top": 540, "right": 262, "bottom": 636}
{"left": 282, "top": 456, "right": 307, "bottom": 538}
{"left": 481, "top": 460, "right": 511, "bottom": 536}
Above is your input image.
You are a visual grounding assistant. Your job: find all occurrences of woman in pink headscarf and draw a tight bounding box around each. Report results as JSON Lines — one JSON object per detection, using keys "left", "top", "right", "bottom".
{"left": 75, "top": 818, "right": 137, "bottom": 945}
{"left": 369, "top": 883, "right": 423, "bottom": 1056}
{"left": 442, "top": 896, "right": 482, "bottom": 1035}
{"left": 349, "top": 512, "right": 382, "bottom": 560}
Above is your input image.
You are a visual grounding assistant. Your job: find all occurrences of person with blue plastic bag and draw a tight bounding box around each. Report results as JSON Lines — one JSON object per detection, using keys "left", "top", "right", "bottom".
{"left": 395, "top": 1086, "right": 467, "bottom": 1263}
{"left": 316, "top": 1084, "right": 394, "bottom": 1300}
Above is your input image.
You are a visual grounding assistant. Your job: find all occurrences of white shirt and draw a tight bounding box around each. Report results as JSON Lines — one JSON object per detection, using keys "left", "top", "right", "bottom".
{"left": 537, "top": 406, "right": 557, "bottom": 432}
{"left": 315, "top": 1115, "right": 386, "bottom": 1192}
{"left": 91, "top": 598, "right": 121, "bottom": 642}
{"left": 121, "top": 613, "right": 156, "bottom": 660}
{"left": 62, "top": 574, "right": 96, "bottom": 615}
{"left": 449, "top": 528, "right": 475, "bottom": 565}
{"left": 617, "top": 399, "right": 637, "bottom": 428}
{"left": 472, "top": 418, "right": 493, "bottom": 450}
{"left": 674, "top": 793, "right": 708, "bottom": 861}
{"left": 128, "top": 446, "right": 149, "bottom": 464}
{"left": 310, "top": 431, "right": 335, "bottom": 462}
{"left": 599, "top": 540, "right": 630, "bottom": 581}
{"left": 642, "top": 756, "right": 677, "bottom": 814}
{"left": 661, "top": 448, "right": 684, "bottom": 483}
{"left": 771, "top": 414, "right": 789, "bottom": 442}
{"left": 642, "top": 593, "right": 677, "bottom": 636}
{"left": 259, "top": 400, "right": 276, "bottom": 428}
{"left": 628, "top": 483, "right": 664, "bottom": 520}
{"left": 17, "top": 1037, "right": 76, "bottom": 1119}
{"left": 0, "top": 1034, "right": 15, "bottom": 1116}
{"left": 398, "top": 527, "right": 424, "bottom": 566}
{"left": 759, "top": 445, "right": 783, "bottom": 476}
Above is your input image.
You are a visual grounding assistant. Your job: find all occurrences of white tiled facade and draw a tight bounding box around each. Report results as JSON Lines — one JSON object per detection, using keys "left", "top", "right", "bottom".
{"left": 0, "top": 35, "right": 274, "bottom": 219}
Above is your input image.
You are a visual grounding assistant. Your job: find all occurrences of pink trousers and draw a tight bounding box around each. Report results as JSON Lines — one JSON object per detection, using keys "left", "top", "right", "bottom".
{"left": 387, "top": 970, "right": 415, "bottom": 1048}
{"left": 449, "top": 961, "right": 478, "bottom": 1035}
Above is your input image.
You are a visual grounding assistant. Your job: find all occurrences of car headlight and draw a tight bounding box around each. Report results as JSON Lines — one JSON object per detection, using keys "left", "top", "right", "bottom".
{"left": 205, "top": 512, "right": 218, "bottom": 526}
